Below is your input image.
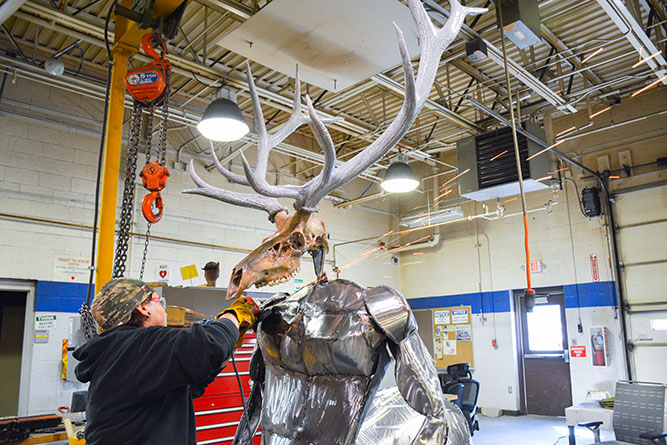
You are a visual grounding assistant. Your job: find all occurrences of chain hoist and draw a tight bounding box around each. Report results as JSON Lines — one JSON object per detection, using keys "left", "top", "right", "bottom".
{"left": 112, "top": 33, "right": 171, "bottom": 279}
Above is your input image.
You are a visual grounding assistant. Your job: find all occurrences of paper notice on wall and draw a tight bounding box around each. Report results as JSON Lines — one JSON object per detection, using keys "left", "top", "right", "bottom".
{"left": 434, "top": 337, "right": 443, "bottom": 359}
{"left": 451, "top": 309, "right": 468, "bottom": 324}
{"left": 443, "top": 340, "right": 457, "bottom": 355}
{"left": 35, "top": 315, "right": 56, "bottom": 330}
{"left": 434, "top": 310, "right": 450, "bottom": 325}
{"left": 180, "top": 264, "right": 198, "bottom": 280}
{"left": 53, "top": 255, "right": 90, "bottom": 283}
{"left": 456, "top": 324, "right": 472, "bottom": 342}
{"left": 435, "top": 326, "right": 442, "bottom": 337}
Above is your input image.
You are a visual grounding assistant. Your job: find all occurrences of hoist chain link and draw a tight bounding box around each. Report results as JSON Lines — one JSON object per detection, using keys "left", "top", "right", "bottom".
{"left": 139, "top": 222, "right": 151, "bottom": 280}
{"left": 158, "top": 69, "right": 170, "bottom": 166}
{"left": 144, "top": 105, "right": 155, "bottom": 165}
{"left": 112, "top": 101, "right": 142, "bottom": 278}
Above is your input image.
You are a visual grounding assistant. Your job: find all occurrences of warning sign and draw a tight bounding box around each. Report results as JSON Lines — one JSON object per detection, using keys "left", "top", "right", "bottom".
{"left": 53, "top": 255, "right": 90, "bottom": 283}
{"left": 590, "top": 254, "right": 600, "bottom": 282}
{"left": 570, "top": 345, "right": 587, "bottom": 358}
{"left": 35, "top": 315, "right": 57, "bottom": 330}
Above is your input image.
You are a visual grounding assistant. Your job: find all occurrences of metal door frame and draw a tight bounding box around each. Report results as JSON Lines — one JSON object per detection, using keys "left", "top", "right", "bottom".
{"left": 0, "top": 278, "right": 36, "bottom": 417}
{"left": 514, "top": 285, "right": 571, "bottom": 415}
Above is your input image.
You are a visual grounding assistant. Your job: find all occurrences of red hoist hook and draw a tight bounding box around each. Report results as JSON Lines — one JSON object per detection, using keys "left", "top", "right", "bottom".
{"left": 141, "top": 162, "right": 169, "bottom": 223}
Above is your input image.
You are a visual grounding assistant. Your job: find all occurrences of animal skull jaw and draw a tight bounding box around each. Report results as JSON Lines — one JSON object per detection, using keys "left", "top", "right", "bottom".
{"left": 225, "top": 210, "right": 328, "bottom": 300}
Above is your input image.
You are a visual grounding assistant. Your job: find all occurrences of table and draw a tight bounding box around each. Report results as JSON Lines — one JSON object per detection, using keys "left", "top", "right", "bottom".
{"left": 565, "top": 402, "right": 613, "bottom": 445}
{"left": 565, "top": 402, "right": 667, "bottom": 445}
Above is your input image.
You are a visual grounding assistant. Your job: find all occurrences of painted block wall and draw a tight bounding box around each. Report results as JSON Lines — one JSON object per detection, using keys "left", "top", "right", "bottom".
{"left": 0, "top": 77, "right": 400, "bottom": 415}
{"left": 400, "top": 188, "right": 627, "bottom": 412}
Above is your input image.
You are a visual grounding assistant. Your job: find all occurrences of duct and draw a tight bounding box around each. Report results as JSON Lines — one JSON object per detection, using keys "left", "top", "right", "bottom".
{"left": 0, "top": 0, "right": 28, "bottom": 26}
{"left": 423, "top": 0, "right": 577, "bottom": 114}
{"left": 595, "top": 0, "right": 667, "bottom": 84}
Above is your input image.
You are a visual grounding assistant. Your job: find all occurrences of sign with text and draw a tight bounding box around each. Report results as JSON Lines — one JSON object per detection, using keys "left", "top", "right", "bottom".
{"left": 35, "top": 315, "right": 57, "bottom": 330}
{"left": 157, "top": 264, "right": 172, "bottom": 282}
{"left": 590, "top": 254, "right": 600, "bottom": 282}
{"left": 53, "top": 255, "right": 90, "bottom": 283}
{"left": 180, "top": 264, "right": 198, "bottom": 281}
{"left": 570, "top": 345, "right": 586, "bottom": 358}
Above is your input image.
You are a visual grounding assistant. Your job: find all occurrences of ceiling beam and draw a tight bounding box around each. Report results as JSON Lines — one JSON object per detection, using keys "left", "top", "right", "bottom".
{"left": 192, "top": 0, "right": 253, "bottom": 21}
{"left": 540, "top": 24, "right": 604, "bottom": 86}
{"left": 595, "top": 0, "right": 667, "bottom": 84}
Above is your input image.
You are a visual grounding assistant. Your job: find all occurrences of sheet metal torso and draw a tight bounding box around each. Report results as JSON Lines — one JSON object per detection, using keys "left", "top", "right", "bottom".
{"left": 258, "top": 280, "right": 389, "bottom": 444}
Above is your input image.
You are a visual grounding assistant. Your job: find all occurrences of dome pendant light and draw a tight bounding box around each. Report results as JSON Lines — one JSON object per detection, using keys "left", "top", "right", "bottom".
{"left": 197, "top": 87, "right": 249, "bottom": 142}
{"left": 381, "top": 153, "right": 419, "bottom": 193}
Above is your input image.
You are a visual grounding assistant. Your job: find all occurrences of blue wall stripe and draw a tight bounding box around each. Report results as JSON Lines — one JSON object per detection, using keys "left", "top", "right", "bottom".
{"left": 35, "top": 281, "right": 93, "bottom": 312}
{"left": 407, "top": 281, "right": 617, "bottom": 313}
{"left": 34, "top": 280, "right": 617, "bottom": 314}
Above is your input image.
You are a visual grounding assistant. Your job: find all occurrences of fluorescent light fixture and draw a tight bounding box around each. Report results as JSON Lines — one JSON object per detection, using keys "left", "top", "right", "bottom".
{"left": 381, "top": 154, "right": 419, "bottom": 193}
{"left": 197, "top": 88, "right": 249, "bottom": 141}
{"left": 400, "top": 206, "right": 464, "bottom": 227}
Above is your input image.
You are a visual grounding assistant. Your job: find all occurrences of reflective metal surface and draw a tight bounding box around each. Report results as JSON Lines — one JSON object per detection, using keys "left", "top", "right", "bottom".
{"left": 356, "top": 387, "right": 472, "bottom": 445}
{"left": 395, "top": 331, "right": 445, "bottom": 416}
{"left": 246, "top": 279, "right": 456, "bottom": 444}
{"left": 365, "top": 285, "right": 416, "bottom": 343}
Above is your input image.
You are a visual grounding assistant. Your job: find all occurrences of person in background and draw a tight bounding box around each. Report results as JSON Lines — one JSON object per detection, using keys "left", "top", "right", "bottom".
{"left": 202, "top": 261, "right": 220, "bottom": 287}
{"left": 74, "top": 278, "right": 258, "bottom": 445}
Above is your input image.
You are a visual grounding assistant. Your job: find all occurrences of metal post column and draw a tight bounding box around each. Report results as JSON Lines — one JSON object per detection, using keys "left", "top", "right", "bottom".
{"left": 95, "top": 48, "right": 130, "bottom": 293}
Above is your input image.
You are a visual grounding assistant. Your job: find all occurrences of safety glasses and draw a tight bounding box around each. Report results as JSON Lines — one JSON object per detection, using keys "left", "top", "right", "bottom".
{"left": 150, "top": 294, "right": 166, "bottom": 310}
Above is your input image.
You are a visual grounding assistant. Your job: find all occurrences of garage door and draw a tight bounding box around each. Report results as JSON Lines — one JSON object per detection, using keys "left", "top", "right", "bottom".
{"left": 614, "top": 184, "right": 667, "bottom": 382}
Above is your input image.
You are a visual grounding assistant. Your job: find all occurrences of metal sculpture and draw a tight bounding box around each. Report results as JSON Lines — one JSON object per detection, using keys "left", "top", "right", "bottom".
{"left": 184, "top": 1, "right": 486, "bottom": 443}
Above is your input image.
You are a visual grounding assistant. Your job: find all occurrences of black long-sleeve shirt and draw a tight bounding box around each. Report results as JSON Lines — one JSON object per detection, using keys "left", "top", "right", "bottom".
{"left": 74, "top": 319, "right": 238, "bottom": 445}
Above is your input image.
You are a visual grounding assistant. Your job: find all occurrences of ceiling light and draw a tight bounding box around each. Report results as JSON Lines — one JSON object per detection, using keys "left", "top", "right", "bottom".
{"left": 381, "top": 154, "right": 419, "bottom": 193}
{"left": 197, "top": 88, "right": 249, "bottom": 141}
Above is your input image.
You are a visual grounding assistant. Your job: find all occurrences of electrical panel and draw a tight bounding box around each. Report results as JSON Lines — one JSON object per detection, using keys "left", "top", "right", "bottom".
{"left": 496, "top": 0, "right": 542, "bottom": 49}
{"left": 456, "top": 123, "right": 551, "bottom": 202}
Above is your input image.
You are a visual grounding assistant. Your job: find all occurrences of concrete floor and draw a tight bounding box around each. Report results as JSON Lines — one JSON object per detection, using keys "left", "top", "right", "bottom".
{"left": 472, "top": 414, "right": 616, "bottom": 445}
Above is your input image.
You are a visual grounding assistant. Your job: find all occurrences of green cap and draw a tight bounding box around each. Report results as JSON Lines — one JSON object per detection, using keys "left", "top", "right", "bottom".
{"left": 91, "top": 278, "right": 155, "bottom": 330}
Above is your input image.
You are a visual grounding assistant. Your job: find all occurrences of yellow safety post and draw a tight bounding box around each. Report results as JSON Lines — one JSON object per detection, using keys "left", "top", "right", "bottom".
{"left": 93, "top": 0, "right": 185, "bottom": 293}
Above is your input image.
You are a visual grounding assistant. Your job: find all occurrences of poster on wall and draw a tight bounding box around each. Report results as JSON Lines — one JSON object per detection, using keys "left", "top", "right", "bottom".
{"left": 435, "top": 326, "right": 442, "bottom": 337}
{"left": 434, "top": 310, "right": 450, "bottom": 325}
{"left": 434, "top": 337, "right": 443, "bottom": 359}
{"left": 443, "top": 340, "right": 457, "bottom": 355}
{"left": 451, "top": 309, "right": 468, "bottom": 324}
{"left": 53, "top": 255, "right": 90, "bottom": 283}
{"left": 456, "top": 324, "right": 472, "bottom": 342}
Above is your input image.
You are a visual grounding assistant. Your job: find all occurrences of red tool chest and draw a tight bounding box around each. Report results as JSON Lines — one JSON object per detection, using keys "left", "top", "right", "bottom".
{"left": 193, "top": 332, "right": 261, "bottom": 445}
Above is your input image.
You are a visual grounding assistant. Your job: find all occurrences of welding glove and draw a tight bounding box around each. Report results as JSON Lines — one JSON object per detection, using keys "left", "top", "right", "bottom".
{"left": 218, "top": 296, "right": 259, "bottom": 348}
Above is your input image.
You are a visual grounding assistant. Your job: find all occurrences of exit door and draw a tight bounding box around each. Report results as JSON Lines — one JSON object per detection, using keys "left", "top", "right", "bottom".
{"left": 0, "top": 291, "right": 27, "bottom": 417}
{"left": 516, "top": 288, "right": 573, "bottom": 416}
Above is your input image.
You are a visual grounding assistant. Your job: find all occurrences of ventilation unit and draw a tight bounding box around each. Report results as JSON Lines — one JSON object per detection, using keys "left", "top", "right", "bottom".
{"left": 456, "top": 123, "right": 551, "bottom": 202}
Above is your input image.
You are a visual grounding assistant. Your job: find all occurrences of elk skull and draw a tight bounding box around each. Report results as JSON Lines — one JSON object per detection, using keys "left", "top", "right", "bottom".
{"left": 226, "top": 210, "right": 328, "bottom": 300}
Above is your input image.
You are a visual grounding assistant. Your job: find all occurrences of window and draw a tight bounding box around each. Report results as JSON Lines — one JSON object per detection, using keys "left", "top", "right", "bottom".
{"left": 650, "top": 318, "right": 667, "bottom": 331}
{"left": 526, "top": 304, "right": 564, "bottom": 351}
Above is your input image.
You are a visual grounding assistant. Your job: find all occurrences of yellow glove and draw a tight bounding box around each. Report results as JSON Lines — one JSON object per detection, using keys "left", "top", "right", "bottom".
{"left": 218, "top": 296, "right": 259, "bottom": 348}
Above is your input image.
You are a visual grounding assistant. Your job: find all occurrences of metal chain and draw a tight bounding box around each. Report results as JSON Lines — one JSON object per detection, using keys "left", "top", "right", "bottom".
{"left": 78, "top": 303, "right": 98, "bottom": 339}
{"left": 158, "top": 69, "right": 171, "bottom": 166}
{"left": 139, "top": 222, "right": 151, "bottom": 280}
{"left": 112, "top": 101, "right": 142, "bottom": 278}
{"left": 144, "top": 105, "right": 155, "bottom": 164}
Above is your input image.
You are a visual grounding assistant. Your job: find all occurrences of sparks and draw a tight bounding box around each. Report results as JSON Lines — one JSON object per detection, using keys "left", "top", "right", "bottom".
{"left": 526, "top": 140, "right": 565, "bottom": 161}
{"left": 434, "top": 188, "right": 453, "bottom": 201}
{"left": 589, "top": 106, "right": 611, "bottom": 119}
{"left": 632, "top": 50, "right": 662, "bottom": 69}
{"left": 490, "top": 149, "right": 509, "bottom": 162}
{"left": 581, "top": 47, "right": 604, "bottom": 64}
{"left": 609, "top": 175, "right": 620, "bottom": 179}
{"left": 535, "top": 175, "right": 553, "bottom": 183}
{"left": 556, "top": 126, "right": 576, "bottom": 137}
{"left": 631, "top": 75, "right": 667, "bottom": 98}
{"left": 402, "top": 261, "right": 423, "bottom": 266}
{"left": 412, "top": 252, "right": 424, "bottom": 255}
{"left": 548, "top": 167, "right": 569, "bottom": 174}
{"left": 439, "top": 168, "right": 470, "bottom": 191}
{"left": 503, "top": 197, "right": 518, "bottom": 203}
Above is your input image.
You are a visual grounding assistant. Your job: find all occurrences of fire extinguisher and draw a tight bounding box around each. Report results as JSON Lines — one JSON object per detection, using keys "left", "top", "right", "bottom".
{"left": 592, "top": 331, "right": 605, "bottom": 366}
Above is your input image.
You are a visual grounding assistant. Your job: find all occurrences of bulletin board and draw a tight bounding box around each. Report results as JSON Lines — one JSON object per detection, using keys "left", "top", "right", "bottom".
{"left": 431, "top": 305, "right": 474, "bottom": 369}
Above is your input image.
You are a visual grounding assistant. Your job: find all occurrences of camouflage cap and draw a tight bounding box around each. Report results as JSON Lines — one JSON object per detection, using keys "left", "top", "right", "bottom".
{"left": 91, "top": 278, "right": 155, "bottom": 330}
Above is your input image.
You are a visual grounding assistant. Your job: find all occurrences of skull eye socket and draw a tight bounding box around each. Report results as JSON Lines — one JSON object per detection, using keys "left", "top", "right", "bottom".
{"left": 287, "top": 232, "right": 306, "bottom": 250}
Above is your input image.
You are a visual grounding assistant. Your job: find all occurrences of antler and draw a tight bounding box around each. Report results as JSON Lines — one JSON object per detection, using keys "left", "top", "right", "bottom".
{"left": 186, "top": 0, "right": 486, "bottom": 215}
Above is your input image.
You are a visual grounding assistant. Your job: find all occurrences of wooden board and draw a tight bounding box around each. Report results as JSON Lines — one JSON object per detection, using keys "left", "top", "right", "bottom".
{"left": 431, "top": 305, "right": 474, "bottom": 369}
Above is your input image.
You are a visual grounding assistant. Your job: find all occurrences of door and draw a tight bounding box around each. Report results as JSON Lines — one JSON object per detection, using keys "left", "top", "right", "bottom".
{"left": 0, "top": 291, "right": 27, "bottom": 417}
{"left": 516, "top": 288, "right": 573, "bottom": 416}
{"left": 613, "top": 184, "right": 667, "bottom": 382}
